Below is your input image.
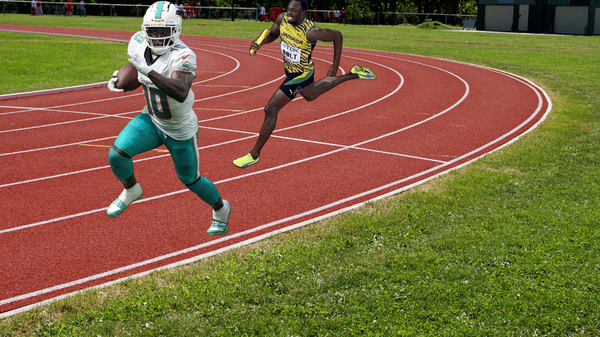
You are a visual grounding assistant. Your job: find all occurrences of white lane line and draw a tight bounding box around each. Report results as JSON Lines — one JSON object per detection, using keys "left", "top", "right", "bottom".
{"left": 0, "top": 52, "right": 405, "bottom": 187}
{"left": 1, "top": 44, "right": 474, "bottom": 189}
{"left": 0, "top": 47, "right": 243, "bottom": 117}
{"left": 0, "top": 33, "right": 551, "bottom": 311}
{"left": 0, "top": 136, "right": 117, "bottom": 157}
{"left": 0, "top": 106, "right": 135, "bottom": 118}
{"left": 0, "top": 73, "right": 548, "bottom": 307}
{"left": 0, "top": 92, "right": 140, "bottom": 115}
{"left": 0, "top": 40, "right": 338, "bottom": 151}
{"left": 268, "top": 134, "right": 447, "bottom": 163}
{"left": 0, "top": 59, "right": 419, "bottom": 229}
{"left": 0, "top": 47, "right": 269, "bottom": 151}
{"left": 0, "top": 112, "right": 134, "bottom": 134}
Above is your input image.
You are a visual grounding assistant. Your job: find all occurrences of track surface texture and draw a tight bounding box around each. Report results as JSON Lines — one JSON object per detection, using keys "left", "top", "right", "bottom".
{"left": 0, "top": 25, "right": 551, "bottom": 315}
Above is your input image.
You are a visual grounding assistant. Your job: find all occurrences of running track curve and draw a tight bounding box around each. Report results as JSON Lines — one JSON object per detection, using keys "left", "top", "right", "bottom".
{"left": 0, "top": 25, "right": 551, "bottom": 316}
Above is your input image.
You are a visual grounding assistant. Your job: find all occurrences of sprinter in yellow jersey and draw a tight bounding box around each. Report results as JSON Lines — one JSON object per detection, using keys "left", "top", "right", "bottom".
{"left": 233, "top": 0, "right": 376, "bottom": 168}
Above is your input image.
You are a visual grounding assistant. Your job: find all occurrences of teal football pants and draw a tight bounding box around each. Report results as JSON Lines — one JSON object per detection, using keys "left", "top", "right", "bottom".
{"left": 109, "top": 113, "right": 219, "bottom": 205}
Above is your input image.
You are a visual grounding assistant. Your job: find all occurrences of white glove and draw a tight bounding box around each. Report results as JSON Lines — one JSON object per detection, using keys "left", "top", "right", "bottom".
{"left": 107, "top": 70, "right": 124, "bottom": 92}
{"left": 128, "top": 52, "right": 152, "bottom": 77}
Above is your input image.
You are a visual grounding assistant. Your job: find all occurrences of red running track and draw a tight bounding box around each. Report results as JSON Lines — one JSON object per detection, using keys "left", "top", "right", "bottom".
{"left": 0, "top": 25, "right": 551, "bottom": 316}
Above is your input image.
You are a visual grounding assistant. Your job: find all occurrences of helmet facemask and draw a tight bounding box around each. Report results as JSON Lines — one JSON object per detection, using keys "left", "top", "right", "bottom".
{"left": 142, "top": 1, "right": 182, "bottom": 56}
{"left": 145, "top": 26, "right": 176, "bottom": 55}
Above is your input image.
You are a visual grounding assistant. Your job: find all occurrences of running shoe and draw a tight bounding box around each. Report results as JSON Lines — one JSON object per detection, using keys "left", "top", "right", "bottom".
{"left": 107, "top": 183, "right": 143, "bottom": 218}
{"left": 207, "top": 200, "right": 231, "bottom": 235}
{"left": 233, "top": 153, "right": 260, "bottom": 168}
{"left": 351, "top": 65, "right": 377, "bottom": 80}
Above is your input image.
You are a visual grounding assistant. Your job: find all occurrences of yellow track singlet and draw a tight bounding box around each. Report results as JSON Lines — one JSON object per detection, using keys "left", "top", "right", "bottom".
{"left": 279, "top": 13, "right": 316, "bottom": 74}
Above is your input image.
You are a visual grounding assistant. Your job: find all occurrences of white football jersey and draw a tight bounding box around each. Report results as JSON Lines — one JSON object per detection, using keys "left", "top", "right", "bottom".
{"left": 127, "top": 31, "right": 198, "bottom": 141}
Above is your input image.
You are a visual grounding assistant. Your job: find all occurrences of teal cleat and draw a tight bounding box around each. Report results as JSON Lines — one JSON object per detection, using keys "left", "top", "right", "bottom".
{"left": 207, "top": 200, "right": 231, "bottom": 235}
{"left": 107, "top": 183, "right": 143, "bottom": 218}
{"left": 206, "top": 220, "right": 229, "bottom": 235}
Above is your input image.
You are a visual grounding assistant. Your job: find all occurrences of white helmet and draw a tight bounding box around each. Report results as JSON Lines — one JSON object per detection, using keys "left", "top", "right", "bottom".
{"left": 142, "top": 1, "right": 182, "bottom": 55}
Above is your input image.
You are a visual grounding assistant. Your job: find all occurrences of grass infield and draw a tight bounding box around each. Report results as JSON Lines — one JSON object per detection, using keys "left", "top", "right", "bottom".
{"left": 1, "top": 14, "right": 600, "bottom": 336}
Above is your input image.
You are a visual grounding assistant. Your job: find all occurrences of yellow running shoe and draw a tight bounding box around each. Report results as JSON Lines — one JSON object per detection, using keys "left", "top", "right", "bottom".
{"left": 351, "top": 65, "right": 377, "bottom": 80}
{"left": 233, "top": 153, "right": 260, "bottom": 168}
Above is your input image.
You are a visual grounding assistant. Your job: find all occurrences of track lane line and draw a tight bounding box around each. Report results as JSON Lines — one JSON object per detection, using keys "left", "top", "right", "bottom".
{"left": 0, "top": 54, "right": 408, "bottom": 188}
{"left": 0, "top": 29, "right": 552, "bottom": 315}
{"left": 0, "top": 111, "right": 137, "bottom": 134}
{"left": 0, "top": 78, "right": 548, "bottom": 306}
{"left": 2, "top": 46, "right": 474, "bottom": 192}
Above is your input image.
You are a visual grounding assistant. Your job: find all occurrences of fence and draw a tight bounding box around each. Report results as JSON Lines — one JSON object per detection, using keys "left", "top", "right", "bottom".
{"left": 2, "top": 1, "right": 475, "bottom": 27}
{"left": 2, "top": 0, "right": 258, "bottom": 19}
{"left": 309, "top": 10, "right": 475, "bottom": 26}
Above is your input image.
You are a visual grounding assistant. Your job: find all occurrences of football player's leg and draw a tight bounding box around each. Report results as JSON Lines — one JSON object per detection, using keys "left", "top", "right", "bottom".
{"left": 107, "top": 114, "right": 162, "bottom": 218}
{"left": 167, "top": 133, "right": 222, "bottom": 206}
{"left": 108, "top": 146, "right": 136, "bottom": 188}
{"left": 168, "top": 135, "right": 231, "bottom": 235}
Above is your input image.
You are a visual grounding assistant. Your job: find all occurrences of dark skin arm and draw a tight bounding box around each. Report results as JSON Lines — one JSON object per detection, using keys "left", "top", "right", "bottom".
{"left": 250, "top": 11, "right": 343, "bottom": 78}
{"left": 147, "top": 69, "right": 195, "bottom": 103}
{"left": 249, "top": 12, "right": 284, "bottom": 53}
{"left": 307, "top": 27, "right": 343, "bottom": 77}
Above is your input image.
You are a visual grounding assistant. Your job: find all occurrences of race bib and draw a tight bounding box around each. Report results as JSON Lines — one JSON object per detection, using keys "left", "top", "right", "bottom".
{"left": 280, "top": 41, "right": 301, "bottom": 65}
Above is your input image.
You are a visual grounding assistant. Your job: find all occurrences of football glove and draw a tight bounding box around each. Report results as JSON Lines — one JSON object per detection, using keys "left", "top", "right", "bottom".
{"left": 128, "top": 52, "right": 152, "bottom": 77}
{"left": 107, "top": 70, "right": 124, "bottom": 92}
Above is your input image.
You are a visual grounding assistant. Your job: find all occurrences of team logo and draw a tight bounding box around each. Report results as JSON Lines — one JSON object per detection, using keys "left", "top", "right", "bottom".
{"left": 181, "top": 60, "right": 193, "bottom": 71}
{"left": 290, "top": 85, "right": 303, "bottom": 97}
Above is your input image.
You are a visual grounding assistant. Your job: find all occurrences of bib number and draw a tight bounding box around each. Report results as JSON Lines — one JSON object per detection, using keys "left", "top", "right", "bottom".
{"left": 280, "top": 42, "right": 301, "bottom": 65}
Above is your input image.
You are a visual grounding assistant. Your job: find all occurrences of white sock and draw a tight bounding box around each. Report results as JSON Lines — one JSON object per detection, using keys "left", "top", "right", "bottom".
{"left": 213, "top": 200, "right": 231, "bottom": 224}
{"left": 118, "top": 183, "right": 143, "bottom": 205}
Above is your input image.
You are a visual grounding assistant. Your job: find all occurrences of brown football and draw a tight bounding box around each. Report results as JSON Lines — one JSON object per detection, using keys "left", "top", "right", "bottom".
{"left": 116, "top": 63, "right": 141, "bottom": 91}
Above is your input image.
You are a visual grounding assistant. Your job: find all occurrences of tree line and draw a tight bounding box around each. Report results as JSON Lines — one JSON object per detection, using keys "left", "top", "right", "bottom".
{"left": 212, "top": 0, "right": 476, "bottom": 15}
{"left": 99, "top": 0, "right": 478, "bottom": 16}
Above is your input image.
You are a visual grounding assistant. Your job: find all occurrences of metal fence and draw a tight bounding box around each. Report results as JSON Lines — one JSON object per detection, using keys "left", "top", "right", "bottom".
{"left": 309, "top": 10, "right": 475, "bottom": 26}
{"left": 2, "top": 0, "right": 475, "bottom": 27}
{"left": 2, "top": 0, "right": 259, "bottom": 19}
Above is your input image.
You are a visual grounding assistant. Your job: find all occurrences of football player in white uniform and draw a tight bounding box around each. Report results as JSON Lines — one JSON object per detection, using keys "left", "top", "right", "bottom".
{"left": 107, "top": 1, "right": 231, "bottom": 235}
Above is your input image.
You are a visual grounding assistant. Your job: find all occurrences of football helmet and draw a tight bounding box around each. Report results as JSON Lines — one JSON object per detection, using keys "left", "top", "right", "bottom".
{"left": 142, "top": 1, "right": 182, "bottom": 55}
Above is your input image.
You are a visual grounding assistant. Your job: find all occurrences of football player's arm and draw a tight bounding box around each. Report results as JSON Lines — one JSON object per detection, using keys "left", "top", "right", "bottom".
{"left": 249, "top": 13, "right": 282, "bottom": 52}
{"left": 147, "top": 70, "right": 195, "bottom": 103}
{"left": 307, "top": 27, "right": 343, "bottom": 77}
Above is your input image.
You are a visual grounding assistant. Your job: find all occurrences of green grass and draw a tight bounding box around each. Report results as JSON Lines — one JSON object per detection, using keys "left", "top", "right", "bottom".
{"left": 416, "top": 20, "right": 460, "bottom": 30}
{"left": 2, "top": 14, "right": 600, "bottom": 336}
{"left": 0, "top": 33, "right": 126, "bottom": 94}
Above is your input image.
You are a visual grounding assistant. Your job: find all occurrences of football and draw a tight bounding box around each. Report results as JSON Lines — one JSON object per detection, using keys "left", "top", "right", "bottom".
{"left": 116, "top": 63, "right": 141, "bottom": 92}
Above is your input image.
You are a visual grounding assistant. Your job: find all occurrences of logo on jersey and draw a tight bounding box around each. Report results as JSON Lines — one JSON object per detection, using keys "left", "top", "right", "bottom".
{"left": 281, "top": 31, "right": 304, "bottom": 46}
{"left": 180, "top": 60, "right": 193, "bottom": 71}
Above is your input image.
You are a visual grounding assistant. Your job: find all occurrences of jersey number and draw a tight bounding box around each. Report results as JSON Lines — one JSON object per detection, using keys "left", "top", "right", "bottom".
{"left": 142, "top": 84, "right": 172, "bottom": 120}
